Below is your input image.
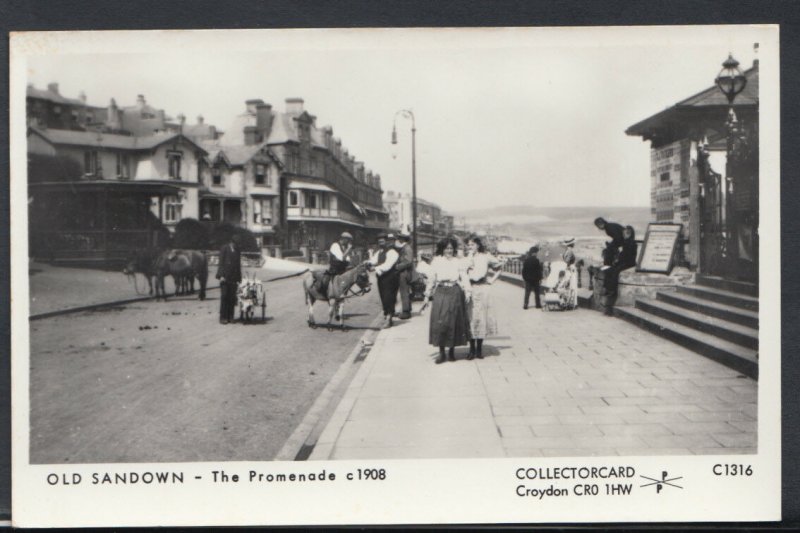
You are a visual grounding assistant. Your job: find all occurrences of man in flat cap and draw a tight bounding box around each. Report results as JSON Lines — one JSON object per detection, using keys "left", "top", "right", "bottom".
{"left": 370, "top": 232, "right": 400, "bottom": 328}
{"left": 394, "top": 229, "right": 415, "bottom": 319}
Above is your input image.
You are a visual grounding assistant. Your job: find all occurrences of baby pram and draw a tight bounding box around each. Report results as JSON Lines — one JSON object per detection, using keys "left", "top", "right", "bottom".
{"left": 541, "top": 260, "right": 578, "bottom": 311}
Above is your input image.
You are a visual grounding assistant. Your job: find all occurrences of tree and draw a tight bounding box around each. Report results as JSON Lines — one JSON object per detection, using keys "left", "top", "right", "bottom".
{"left": 173, "top": 218, "right": 210, "bottom": 250}
{"left": 209, "top": 223, "right": 259, "bottom": 252}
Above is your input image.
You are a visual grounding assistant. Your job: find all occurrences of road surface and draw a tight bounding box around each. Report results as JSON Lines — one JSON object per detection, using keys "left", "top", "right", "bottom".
{"left": 29, "top": 274, "right": 382, "bottom": 464}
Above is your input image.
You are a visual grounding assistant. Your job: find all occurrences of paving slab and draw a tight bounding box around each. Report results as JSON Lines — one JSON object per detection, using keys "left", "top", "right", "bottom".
{"left": 308, "top": 281, "right": 757, "bottom": 459}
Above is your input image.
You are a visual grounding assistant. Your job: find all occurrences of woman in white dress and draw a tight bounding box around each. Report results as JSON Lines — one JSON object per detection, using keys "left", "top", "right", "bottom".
{"left": 425, "top": 237, "right": 472, "bottom": 364}
{"left": 465, "top": 235, "right": 501, "bottom": 359}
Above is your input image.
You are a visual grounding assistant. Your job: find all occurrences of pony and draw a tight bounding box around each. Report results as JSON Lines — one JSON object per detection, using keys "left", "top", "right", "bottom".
{"left": 123, "top": 248, "right": 162, "bottom": 295}
{"left": 152, "top": 249, "right": 208, "bottom": 300}
{"left": 302, "top": 261, "right": 372, "bottom": 330}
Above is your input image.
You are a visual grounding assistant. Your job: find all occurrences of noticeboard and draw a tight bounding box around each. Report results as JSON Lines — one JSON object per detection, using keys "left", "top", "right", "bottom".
{"left": 636, "top": 223, "right": 682, "bottom": 274}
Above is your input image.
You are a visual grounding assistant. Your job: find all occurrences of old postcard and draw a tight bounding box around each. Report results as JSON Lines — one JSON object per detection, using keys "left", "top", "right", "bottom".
{"left": 10, "top": 25, "right": 780, "bottom": 526}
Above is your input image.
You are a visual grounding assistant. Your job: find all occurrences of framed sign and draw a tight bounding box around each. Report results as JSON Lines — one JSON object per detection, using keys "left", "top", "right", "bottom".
{"left": 636, "top": 223, "right": 682, "bottom": 274}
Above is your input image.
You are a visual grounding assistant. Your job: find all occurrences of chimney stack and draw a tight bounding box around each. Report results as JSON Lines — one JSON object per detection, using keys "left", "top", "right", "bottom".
{"left": 197, "top": 115, "right": 204, "bottom": 125}
{"left": 244, "top": 125, "right": 260, "bottom": 146}
{"left": 753, "top": 42, "right": 759, "bottom": 67}
{"left": 79, "top": 91, "right": 87, "bottom": 104}
{"left": 47, "top": 82, "right": 59, "bottom": 95}
{"left": 245, "top": 99, "right": 264, "bottom": 114}
{"left": 137, "top": 94, "right": 146, "bottom": 108}
{"left": 285, "top": 97, "right": 304, "bottom": 114}
{"left": 255, "top": 103, "right": 273, "bottom": 136}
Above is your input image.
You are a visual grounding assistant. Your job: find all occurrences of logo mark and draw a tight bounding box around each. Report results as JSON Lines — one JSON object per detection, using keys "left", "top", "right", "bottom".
{"left": 640, "top": 471, "right": 683, "bottom": 493}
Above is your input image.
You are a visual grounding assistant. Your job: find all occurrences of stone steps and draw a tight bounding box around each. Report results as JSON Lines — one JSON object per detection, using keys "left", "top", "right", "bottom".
{"left": 614, "top": 306, "right": 758, "bottom": 379}
{"left": 657, "top": 291, "right": 758, "bottom": 329}
{"left": 676, "top": 284, "right": 759, "bottom": 312}
{"left": 616, "top": 271, "right": 758, "bottom": 379}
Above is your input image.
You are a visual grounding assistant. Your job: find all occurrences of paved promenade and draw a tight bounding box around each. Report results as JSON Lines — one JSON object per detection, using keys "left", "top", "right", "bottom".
{"left": 310, "top": 280, "right": 757, "bottom": 459}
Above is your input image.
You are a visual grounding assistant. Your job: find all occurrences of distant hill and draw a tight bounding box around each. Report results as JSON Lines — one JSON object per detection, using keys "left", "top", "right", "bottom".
{"left": 450, "top": 205, "right": 652, "bottom": 241}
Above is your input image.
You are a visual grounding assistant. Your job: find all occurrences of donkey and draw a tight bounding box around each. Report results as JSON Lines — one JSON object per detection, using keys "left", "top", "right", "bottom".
{"left": 302, "top": 261, "right": 371, "bottom": 330}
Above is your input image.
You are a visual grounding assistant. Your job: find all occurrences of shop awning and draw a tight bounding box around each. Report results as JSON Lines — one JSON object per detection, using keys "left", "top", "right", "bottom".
{"left": 350, "top": 200, "right": 367, "bottom": 217}
{"left": 287, "top": 179, "right": 336, "bottom": 193}
{"left": 199, "top": 189, "right": 245, "bottom": 200}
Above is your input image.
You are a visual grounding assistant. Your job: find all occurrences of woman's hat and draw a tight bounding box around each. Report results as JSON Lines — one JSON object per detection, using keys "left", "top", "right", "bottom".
{"left": 340, "top": 232, "right": 353, "bottom": 240}
{"left": 562, "top": 237, "right": 576, "bottom": 246}
{"left": 398, "top": 229, "right": 412, "bottom": 241}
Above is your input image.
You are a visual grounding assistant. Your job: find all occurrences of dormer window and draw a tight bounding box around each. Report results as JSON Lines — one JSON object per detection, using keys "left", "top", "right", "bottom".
{"left": 255, "top": 163, "right": 268, "bottom": 186}
{"left": 167, "top": 150, "right": 182, "bottom": 180}
{"left": 212, "top": 165, "right": 222, "bottom": 186}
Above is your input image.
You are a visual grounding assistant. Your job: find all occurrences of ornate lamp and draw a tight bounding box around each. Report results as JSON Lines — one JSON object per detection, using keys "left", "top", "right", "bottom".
{"left": 714, "top": 54, "right": 747, "bottom": 105}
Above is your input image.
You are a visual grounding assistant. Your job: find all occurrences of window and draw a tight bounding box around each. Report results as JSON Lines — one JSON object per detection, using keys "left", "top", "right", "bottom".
{"left": 320, "top": 194, "right": 329, "bottom": 210}
{"left": 288, "top": 190, "right": 299, "bottom": 206}
{"left": 167, "top": 150, "right": 182, "bottom": 179}
{"left": 255, "top": 163, "right": 267, "bottom": 185}
{"left": 164, "top": 195, "right": 183, "bottom": 223}
{"left": 84, "top": 151, "right": 100, "bottom": 176}
{"left": 116, "top": 153, "right": 130, "bottom": 179}
{"left": 659, "top": 172, "right": 670, "bottom": 183}
{"left": 253, "top": 199, "right": 273, "bottom": 225}
{"left": 212, "top": 165, "right": 222, "bottom": 186}
{"left": 306, "top": 192, "right": 318, "bottom": 209}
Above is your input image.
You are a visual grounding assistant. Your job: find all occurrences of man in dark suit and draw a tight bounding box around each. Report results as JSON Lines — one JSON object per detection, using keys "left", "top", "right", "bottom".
{"left": 216, "top": 234, "right": 242, "bottom": 324}
{"left": 394, "top": 230, "right": 415, "bottom": 319}
{"left": 522, "top": 245, "right": 543, "bottom": 309}
{"left": 594, "top": 217, "right": 625, "bottom": 266}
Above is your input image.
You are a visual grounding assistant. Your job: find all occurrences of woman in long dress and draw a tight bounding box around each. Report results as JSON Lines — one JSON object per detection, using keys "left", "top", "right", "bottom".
{"left": 425, "top": 237, "right": 472, "bottom": 364}
{"left": 465, "top": 235, "right": 501, "bottom": 359}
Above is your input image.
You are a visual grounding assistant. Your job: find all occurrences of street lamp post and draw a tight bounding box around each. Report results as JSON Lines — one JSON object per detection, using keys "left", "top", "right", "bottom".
{"left": 392, "top": 109, "right": 417, "bottom": 258}
{"left": 714, "top": 53, "right": 748, "bottom": 276}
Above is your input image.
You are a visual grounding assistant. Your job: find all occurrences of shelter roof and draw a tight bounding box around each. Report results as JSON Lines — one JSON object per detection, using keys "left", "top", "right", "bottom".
{"left": 626, "top": 65, "right": 758, "bottom": 140}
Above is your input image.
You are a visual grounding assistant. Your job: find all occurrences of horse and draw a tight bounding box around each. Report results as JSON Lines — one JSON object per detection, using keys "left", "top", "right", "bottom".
{"left": 123, "top": 248, "right": 162, "bottom": 295}
{"left": 302, "top": 261, "right": 372, "bottom": 330}
{"left": 152, "top": 249, "right": 208, "bottom": 300}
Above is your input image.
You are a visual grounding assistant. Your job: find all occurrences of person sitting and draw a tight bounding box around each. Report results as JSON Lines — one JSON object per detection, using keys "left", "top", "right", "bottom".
{"left": 317, "top": 232, "right": 353, "bottom": 297}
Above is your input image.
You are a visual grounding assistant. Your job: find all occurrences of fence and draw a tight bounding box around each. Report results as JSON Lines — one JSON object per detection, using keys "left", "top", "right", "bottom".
{"left": 501, "top": 256, "right": 595, "bottom": 289}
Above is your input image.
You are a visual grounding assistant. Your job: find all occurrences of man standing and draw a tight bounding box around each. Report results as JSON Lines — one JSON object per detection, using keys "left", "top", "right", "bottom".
{"left": 216, "top": 234, "right": 242, "bottom": 324}
{"left": 394, "top": 230, "right": 415, "bottom": 319}
{"left": 371, "top": 233, "right": 400, "bottom": 328}
{"left": 320, "top": 232, "right": 353, "bottom": 296}
{"left": 594, "top": 217, "right": 625, "bottom": 266}
{"left": 522, "top": 245, "right": 543, "bottom": 309}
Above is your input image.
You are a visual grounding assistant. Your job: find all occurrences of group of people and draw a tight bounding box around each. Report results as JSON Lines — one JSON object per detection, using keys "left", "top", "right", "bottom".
{"left": 519, "top": 237, "right": 579, "bottom": 311}
{"left": 323, "top": 231, "right": 503, "bottom": 365}
{"left": 420, "top": 235, "right": 502, "bottom": 364}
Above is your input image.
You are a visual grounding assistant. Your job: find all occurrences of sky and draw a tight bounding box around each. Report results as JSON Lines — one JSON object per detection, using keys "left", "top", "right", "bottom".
{"left": 19, "top": 26, "right": 772, "bottom": 213}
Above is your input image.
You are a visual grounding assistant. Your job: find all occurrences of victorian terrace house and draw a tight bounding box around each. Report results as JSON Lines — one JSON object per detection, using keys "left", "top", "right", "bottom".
{"left": 27, "top": 86, "right": 207, "bottom": 265}
{"left": 208, "top": 97, "right": 389, "bottom": 253}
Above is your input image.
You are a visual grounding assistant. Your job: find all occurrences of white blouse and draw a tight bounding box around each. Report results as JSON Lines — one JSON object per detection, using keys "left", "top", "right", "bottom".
{"left": 425, "top": 256, "right": 471, "bottom": 298}
{"left": 466, "top": 252, "right": 500, "bottom": 282}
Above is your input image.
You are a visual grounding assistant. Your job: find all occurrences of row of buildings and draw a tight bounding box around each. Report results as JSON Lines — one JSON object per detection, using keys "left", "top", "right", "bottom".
{"left": 25, "top": 83, "right": 451, "bottom": 264}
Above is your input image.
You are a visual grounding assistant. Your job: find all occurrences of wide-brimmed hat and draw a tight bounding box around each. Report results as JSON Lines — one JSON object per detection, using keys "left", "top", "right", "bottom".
{"left": 340, "top": 232, "right": 353, "bottom": 240}
{"left": 562, "top": 237, "right": 576, "bottom": 246}
{"left": 529, "top": 245, "right": 540, "bottom": 253}
{"left": 398, "top": 229, "right": 411, "bottom": 241}
{"left": 386, "top": 232, "right": 396, "bottom": 240}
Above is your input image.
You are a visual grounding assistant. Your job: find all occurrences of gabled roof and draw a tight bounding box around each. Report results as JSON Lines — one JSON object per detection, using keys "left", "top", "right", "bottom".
{"left": 29, "top": 127, "right": 208, "bottom": 154}
{"left": 202, "top": 140, "right": 284, "bottom": 169}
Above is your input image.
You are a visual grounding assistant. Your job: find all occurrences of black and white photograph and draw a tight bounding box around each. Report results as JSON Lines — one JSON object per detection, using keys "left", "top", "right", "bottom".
{"left": 10, "top": 25, "right": 781, "bottom": 527}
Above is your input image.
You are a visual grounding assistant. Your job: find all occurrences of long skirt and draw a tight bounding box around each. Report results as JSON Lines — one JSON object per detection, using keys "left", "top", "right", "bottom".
{"left": 468, "top": 283, "right": 498, "bottom": 339}
{"left": 428, "top": 285, "right": 470, "bottom": 347}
